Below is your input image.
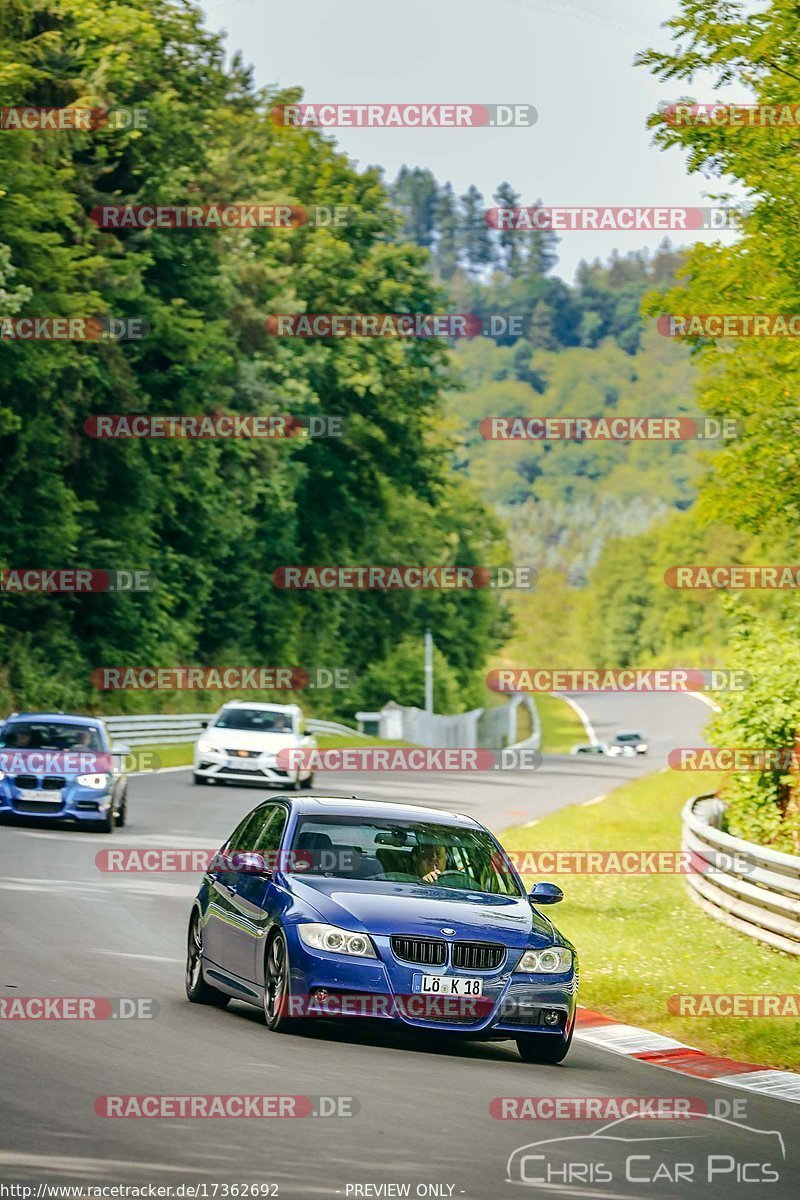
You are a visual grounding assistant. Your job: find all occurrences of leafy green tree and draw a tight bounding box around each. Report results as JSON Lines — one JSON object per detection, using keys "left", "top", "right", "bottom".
{"left": 0, "top": 0, "right": 508, "bottom": 717}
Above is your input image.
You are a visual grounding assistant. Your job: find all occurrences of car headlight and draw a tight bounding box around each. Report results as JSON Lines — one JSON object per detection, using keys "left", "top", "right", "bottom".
{"left": 196, "top": 738, "right": 219, "bottom": 754}
{"left": 297, "top": 923, "right": 377, "bottom": 958}
{"left": 76, "top": 773, "right": 110, "bottom": 790}
{"left": 515, "top": 946, "right": 573, "bottom": 974}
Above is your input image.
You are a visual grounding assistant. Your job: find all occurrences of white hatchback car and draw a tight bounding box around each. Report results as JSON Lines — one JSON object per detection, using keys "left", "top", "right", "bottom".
{"left": 193, "top": 701, "right": 316, "bottom": 789}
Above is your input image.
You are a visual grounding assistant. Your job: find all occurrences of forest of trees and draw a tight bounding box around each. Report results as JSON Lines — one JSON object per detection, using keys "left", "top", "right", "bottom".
{"left": 0, "top": 0, "right": 511, "bottom": 718}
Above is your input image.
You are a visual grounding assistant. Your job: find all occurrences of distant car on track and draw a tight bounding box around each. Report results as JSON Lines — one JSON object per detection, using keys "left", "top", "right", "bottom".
{"left": 0, "top": 711, "right": 129, "bottom": 832}
{"left": 186, "top": 795, "right": 579, "bottom": 1063}
{"left": 607, "top": 731, "right": 648, "bottom": 757}
{"left": 193, "top": 700, "right": 316, "bottom": 789}
{"left": 570, "top": 742, "right": 609, "bottom": 756}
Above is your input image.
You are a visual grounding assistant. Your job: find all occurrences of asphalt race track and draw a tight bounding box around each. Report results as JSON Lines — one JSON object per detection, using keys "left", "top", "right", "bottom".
{"left": 2, "top": 693, "right": 797, "bottom": 1198}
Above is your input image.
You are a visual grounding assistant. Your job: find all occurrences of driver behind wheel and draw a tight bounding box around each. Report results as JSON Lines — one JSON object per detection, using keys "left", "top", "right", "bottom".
{"left": 411, "top": 842, "right": 447, "bottom": 884}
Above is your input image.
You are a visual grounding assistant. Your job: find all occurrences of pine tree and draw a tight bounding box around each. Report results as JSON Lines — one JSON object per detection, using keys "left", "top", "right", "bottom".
{"left": 459, "top": 184, "right": 495, "bottom": 277}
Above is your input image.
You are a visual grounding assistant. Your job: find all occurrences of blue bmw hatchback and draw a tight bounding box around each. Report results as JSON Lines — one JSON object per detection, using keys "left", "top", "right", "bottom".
{"left": 0, "top": 712, "right": 129, "bottom": 832}
{"left": 186, "top": 796, "right": 578, "bottom": 1062}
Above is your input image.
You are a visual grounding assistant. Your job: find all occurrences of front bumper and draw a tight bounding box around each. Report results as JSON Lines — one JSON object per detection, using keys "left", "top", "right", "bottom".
{"left": 194, "top": 759, "right": 298, "bottom": 785}
{"left": 283, "top": 926, "right": 577, "bottom": 1038}
{"left": 0, "top": 779, "right": 113, "bottom": 822}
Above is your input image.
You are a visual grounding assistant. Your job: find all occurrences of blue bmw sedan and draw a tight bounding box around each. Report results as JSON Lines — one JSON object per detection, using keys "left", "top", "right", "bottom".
{"left": 0, "top": 712, "right": 129, "bottom": 832}
{"left": 186, "top": 796, "right": 578, "bottom": 1062}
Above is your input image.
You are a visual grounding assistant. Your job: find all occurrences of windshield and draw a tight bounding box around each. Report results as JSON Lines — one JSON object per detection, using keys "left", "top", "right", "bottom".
{"left": 290, "top": 816, "right": 522, "bottom": 896}
{"left": 616, "top": 733, "right": 642, "bottom": 743}
{"left": 213, "top": 709, "right": 295, "bottom": 733}
{"left": 0, "top": 721, "right": 104, "bottom": 752}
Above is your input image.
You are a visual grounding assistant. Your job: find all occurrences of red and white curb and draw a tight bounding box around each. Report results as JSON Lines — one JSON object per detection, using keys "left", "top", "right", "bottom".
{"left": 575, "top": 1007, "right": 800, "bottom": 1104}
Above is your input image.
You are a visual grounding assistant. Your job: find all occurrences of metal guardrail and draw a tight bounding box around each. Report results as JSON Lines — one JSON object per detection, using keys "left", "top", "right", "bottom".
{"left": 682, "top": 794, "right": 800, "bottom": 956}
{"left": 103, "top": 713, "right": 366, "bottom": 746}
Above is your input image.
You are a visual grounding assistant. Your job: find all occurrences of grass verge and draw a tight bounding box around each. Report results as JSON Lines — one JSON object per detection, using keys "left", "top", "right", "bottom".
{"left": 502, "top": 768, "right": 799, "bottom": 1071}
{"left": 136, "top": 734, "right": 420, "bottom": 771}
{"left": 536, "top": 693, "right": 587, "bottom": 754}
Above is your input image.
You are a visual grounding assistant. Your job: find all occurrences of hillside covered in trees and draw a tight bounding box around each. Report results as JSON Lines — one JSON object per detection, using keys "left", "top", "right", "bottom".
{"left": 387, "top": 168, "right": 704, "bottom": 582}
{"left": 0, "top": 0, "right": 510, "bottom": 717}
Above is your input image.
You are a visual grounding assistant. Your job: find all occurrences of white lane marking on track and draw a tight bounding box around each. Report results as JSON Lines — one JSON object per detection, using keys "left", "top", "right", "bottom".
{"left": 685, "top": 691, "right": 722, "bottom": 713}
{"left": 93, "top": 951, "right": 183, "bottom": 963}
{"left": 712, "top": 1070, "right": 800, "bottom": 1103}
{"left": 581, "top": 793, "right": 607, "bottom": 806}
{"left": 0, "top": 876, "right": 197, "bottom": 898}
{"left": 0, "top": 1152, "right": 211, "bottom": 1175}
{"left": 575, "top": 1024, "right": 687, "bottom": 1054}
{"left": 554, "top": 692, "right": 598, "bottom": 744}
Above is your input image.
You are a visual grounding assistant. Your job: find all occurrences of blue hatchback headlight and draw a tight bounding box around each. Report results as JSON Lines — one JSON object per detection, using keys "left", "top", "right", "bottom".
{"left": 297, "top": 923, "right": 377, "bottom": 958}
{"left": 76, "top": 773, "right": 110, "bottom": 790}
{"left": 515, "top": 946, "right": 572, "bottom": 973}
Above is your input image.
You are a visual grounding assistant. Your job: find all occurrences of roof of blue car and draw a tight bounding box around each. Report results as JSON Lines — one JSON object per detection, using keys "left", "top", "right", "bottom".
{"left": 6, "top": 712, "right": 104, "bottom": 726}
{"left": 283, "top": 796, "right": 481, "bottom": 826}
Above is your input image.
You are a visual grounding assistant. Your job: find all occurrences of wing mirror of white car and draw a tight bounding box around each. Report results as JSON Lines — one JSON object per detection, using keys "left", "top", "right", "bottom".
{"left": 528, "top": 881, "right": 564, "bottom": 905}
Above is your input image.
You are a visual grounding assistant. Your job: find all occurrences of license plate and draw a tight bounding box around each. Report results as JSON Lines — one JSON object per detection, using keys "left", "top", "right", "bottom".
{"left": 18, "top": 789, "right": 61, "bottom": 802}
{"left": 413, "top": 974, "right": 483, "bottom": 996}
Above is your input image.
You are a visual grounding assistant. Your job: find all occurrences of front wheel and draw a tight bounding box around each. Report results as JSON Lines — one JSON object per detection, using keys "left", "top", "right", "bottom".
{"left": 185, "top": 912, "right": 230, "bottom": 1007}
{"left": 263, "top": 929, "right": 296, "bottom": 1031}
{"left": 516, "top": 1024, "right": 573, "bottom": 1064}
{"left": 300, "top": 772, "right": 314, "bottom": 790}
{"left": 193, "top": 773, "right": 209, "bottom": 786}
{"left": 93, "top": 806, "right": 114, "bottom": 834}
{"left": 115, "top": 789, "right": 127, "bottom": 828}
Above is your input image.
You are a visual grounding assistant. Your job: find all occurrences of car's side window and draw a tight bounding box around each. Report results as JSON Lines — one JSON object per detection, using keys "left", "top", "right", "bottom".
{"left": 222, "top": 807, "right": 272, "bottom": 856}
{"left": 252, "top": 806, "right": 288, "bottom": 856}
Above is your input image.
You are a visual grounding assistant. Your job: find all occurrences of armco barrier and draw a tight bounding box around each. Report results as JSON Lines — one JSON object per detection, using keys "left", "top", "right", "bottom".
{"left": 103, "top": 713, "right": 366, "bottom": 746}
{"left": 682, "top": 794, "right": 800, "bottom": 956}
{"left": 102, "top": 700, "right": 536, "bottom": 751}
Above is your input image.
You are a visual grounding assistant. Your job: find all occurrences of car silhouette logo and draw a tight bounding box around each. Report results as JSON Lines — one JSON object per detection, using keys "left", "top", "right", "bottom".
{"left": 441, "top": 927, "right": 456, "bottom": 935}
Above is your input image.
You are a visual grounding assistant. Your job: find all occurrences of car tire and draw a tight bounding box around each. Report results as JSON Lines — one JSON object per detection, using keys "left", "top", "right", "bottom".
{"left": 301, "top": 772, "right": 314, "bottom": 790}
{"left": 263, "top": 929, "right": 296, "bottom": 1032}
{"left": 116, "top": 789, "right": 127, "bottom": 828}
{"left": 193, "top": 773, "right": 209, "bottom": 785}
{"left": 94, "top": 807, "right": 114, "bottom": 834}
{"left": 185, "top": 912, "right": 230, "bottom": 1007}
{"left": 516, "top": 1024, "right": 573, "bottom": 1064}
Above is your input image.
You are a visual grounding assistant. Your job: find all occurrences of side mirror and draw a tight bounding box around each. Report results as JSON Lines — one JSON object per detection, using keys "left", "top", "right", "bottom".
{"left": 199, "top": 719, "right": 209, "bottom": 729}
{"left": 111, "top": 742, "right": 132, "bottom": 757}
{"left": 529, "top": 881, "right": 563, "bottom": 905}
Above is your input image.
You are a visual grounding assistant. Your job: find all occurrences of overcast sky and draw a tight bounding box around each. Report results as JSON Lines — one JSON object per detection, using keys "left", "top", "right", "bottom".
{"left": 200, "top": 0, "right": 747, "bottom": 281}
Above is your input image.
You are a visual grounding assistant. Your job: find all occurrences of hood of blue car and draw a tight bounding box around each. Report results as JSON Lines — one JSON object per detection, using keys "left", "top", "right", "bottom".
{"left": 287, "top": 876, "right": 555, "bottom": 946}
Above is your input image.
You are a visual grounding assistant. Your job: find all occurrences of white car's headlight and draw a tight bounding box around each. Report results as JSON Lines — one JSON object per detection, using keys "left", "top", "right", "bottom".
{"left": 515, "top": 946, "right": 573, "bottom": 974}
{"left": 196, "top": 738, "right": 220, "bottom": 755}
{"left": 76, "top": 773, "right": 110, "bottom": 790}
{"left": 297, "top": 923, "right": 377, "bottom": 958}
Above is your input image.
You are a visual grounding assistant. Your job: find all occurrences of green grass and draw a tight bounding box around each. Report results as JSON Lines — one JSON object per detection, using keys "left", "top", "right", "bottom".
{"left": 515, "top": 701, "right": 534, "bottom": 743}
{"left": 536, "top": 693, "right": 587, "bottom": 754}
{"left": 134, "top": 733, "right": 421, "bottom": 771}
{"left": 502, "top": 769, "right": 799, "bottom": 1071}
{"left": 131, "top": 742, "right": 194, "bottom": 769}
{"left": 315, "top": 735, "right": 421, "bottom": 750}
